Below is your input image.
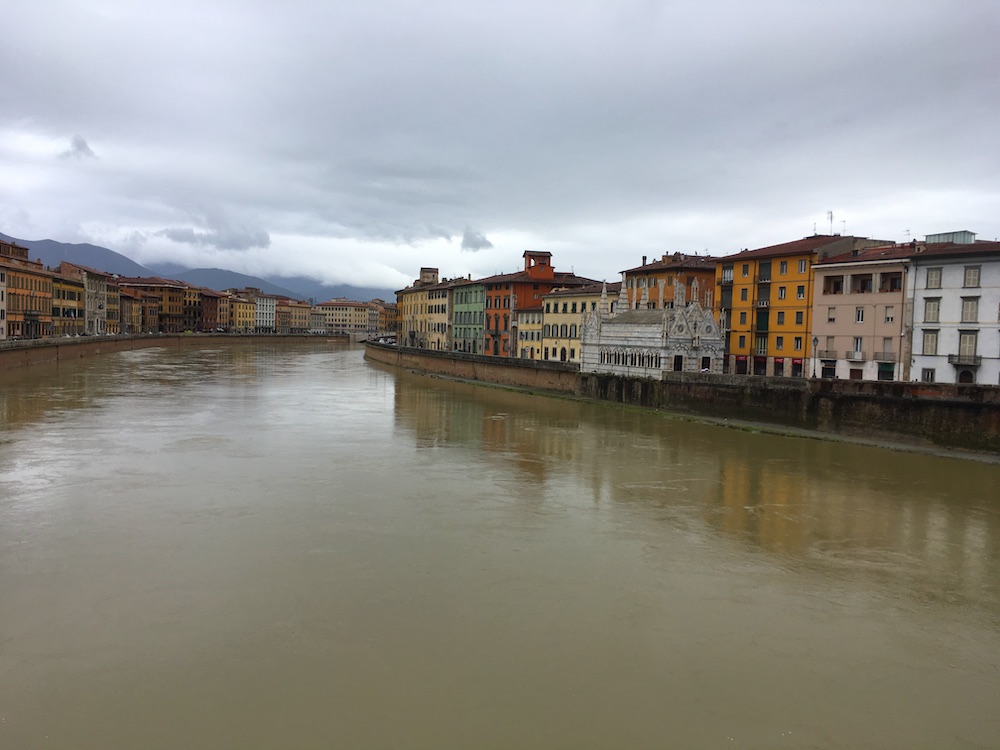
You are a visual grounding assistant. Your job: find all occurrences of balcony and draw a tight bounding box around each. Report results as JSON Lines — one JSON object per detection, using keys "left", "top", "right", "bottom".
{"left": 873, "top": 351, "right": 897, "bottom": 362}
{"left": 845, "top": 350, "right": 866, "bottom": 361}
{"left": 755, "top": 275, "right": 771, "bottom": 284}
{"left": 756, "top": 300, "right": 769, "bottom": 307}
{"left": 817, "top": 349, "right": 838, "bottom": 358}
{"left": 720, "top": 275, "right": 734, "bottom": 286}
{"left": 948, "top": 354, "right": 982, "bottom": 366}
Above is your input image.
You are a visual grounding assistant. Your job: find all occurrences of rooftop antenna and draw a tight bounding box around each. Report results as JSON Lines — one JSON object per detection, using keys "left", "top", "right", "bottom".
{"left": 840, "top": 219, "right": 846, "bottom": 235}
{"left": 813, "top": 222, "right": 817, "bottom": 234}
{"left": 903, "top": 229, "right": 911, "bottom": 240}
{"left": 827, "top": 210, "right": 834, "bottom": 235}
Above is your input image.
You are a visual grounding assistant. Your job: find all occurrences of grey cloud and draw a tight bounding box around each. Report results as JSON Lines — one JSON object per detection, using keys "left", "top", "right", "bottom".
{"left": 461, "top": 226, "right": 493, "bottom": 252}
{"left": 59, "top": 135, "right": 96, "bottom": 160}
{"left": 156, "top": 222, "right": 270, "bottom": 251}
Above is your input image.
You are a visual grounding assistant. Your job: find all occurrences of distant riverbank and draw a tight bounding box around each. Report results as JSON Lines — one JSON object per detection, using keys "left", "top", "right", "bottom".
{"left": 0, "top": 333, "right": 340, "bottom": 371}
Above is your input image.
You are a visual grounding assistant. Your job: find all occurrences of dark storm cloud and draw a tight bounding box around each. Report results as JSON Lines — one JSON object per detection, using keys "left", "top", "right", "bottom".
{"left": 461, "top": 227, "right": 493, "bottom": 252}
{"left": 59, "top": 134, "right": 96, "bottom": 160}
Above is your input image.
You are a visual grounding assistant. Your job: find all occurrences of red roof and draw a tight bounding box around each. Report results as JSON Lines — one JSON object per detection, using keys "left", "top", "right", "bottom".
{"left": 718, "top": 235, "right": 865, "bottom": 261}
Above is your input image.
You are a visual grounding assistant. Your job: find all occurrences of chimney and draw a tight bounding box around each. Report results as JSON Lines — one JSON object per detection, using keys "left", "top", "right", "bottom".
{"left": 642, "top": 256, "right": 647, "bottom": 266}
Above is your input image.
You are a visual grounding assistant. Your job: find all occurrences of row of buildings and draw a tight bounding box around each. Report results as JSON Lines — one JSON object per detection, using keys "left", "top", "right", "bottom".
{"left": 396, "top": 231, "right": 1000, "bottom": 385}
{"left": 0, "top": 238, "right": 399, "bottom": 341}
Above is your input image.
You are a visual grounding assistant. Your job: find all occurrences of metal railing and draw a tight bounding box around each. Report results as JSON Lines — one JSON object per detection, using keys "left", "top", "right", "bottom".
{"left": 948, "top": 354, "right": 982, "bottom": 366}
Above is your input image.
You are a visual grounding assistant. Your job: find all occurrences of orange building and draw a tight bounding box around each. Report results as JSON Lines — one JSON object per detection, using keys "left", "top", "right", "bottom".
{"left": 480, "top": 251, "right": 596, "bottom": 357}
{"left": 716, "top": 235, "right": 890, "bottom": 376}
{"left": 620, "top": 252, "right": 717, "bottom": 310}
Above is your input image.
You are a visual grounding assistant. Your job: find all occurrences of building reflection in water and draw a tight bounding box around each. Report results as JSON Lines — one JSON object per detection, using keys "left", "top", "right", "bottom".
{"left": 390, "top": 367, "right": 1000, "bottom": 612}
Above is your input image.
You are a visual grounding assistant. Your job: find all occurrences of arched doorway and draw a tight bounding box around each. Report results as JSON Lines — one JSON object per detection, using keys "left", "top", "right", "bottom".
{"left": 958, "top": 369, "right": 975, "bottom": 384}
{"left": 560, "top": 347, "right": 567, "bottom": 361}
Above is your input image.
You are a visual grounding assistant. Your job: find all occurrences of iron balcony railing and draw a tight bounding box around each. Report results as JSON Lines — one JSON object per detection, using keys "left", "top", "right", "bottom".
{"left": 845, "top": 350, "right": 867, "bottom": 360}
{"left": 817, "top": 349, "right": 838, "bottom": 358}
{"left": 873, "top": 351, "right": 897, "bottom": 362}
{"left": 948, "top": 354, "right": 982, "bottom": 366}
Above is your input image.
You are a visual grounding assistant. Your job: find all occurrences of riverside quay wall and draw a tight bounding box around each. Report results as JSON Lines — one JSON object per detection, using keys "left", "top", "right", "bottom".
{"left": 365, "top": 343, "right": 1000, "bottom": 454}
{"left": 0, "top": 334, "right": 332, "bottom": 371}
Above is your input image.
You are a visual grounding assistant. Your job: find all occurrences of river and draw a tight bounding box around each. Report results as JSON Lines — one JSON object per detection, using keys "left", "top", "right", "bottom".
{"left": 1, "top": 342, "right": 998, "bottom": 749}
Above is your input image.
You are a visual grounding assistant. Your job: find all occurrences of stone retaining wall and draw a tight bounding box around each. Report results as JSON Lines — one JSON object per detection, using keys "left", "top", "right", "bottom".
{"left": 367, "top": 343, "right": 1000, "bottom": 454}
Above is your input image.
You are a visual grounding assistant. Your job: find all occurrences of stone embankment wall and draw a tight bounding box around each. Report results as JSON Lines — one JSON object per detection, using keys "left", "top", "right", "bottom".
{"left": 366, "top": 343, "right": 1000, "bottom": 454}
{"left": 363, "top": 342, "right": 580, "bottom": 393}
{"left": 0, "top": 334, "right": 324, "bottom": 372}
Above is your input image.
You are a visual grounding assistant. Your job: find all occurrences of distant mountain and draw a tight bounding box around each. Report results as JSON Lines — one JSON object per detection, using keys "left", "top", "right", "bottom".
{"left": 0, "top": 232, "right": 156, "bottom": 277}
{"left": 1, "top": 233, "right": 398, "bottom": 303}
{"left": 173, "top": 269, "right": 304, "bottom": 299}
{"left": 270, "top": 276, "right": 397, "bottom": 304}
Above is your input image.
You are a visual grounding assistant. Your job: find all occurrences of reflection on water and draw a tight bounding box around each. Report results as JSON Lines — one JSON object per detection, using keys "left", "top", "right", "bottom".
{"left": 2, "top": 344, "right": 999, "bottom": 750}
{"left": 391, "top": 366, "right": 1000, "bottom": 613}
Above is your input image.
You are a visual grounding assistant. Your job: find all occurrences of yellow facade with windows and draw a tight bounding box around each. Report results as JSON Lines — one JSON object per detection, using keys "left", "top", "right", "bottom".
{"left": 716, "top": 235, "right": 890, "bottom": 376}
{"left": 541, "top": 283, "right": 617, "bottom": 363}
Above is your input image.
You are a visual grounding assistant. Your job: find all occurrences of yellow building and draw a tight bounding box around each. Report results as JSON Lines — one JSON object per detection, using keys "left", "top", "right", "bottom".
{"left": 515, "top": 305, "right": 543, "bottom": 359}
{"left": 716, "top": 235, "right": 889, "bottom": 376}
{"left": 106, "top": 282, "right": 120, "bottom": 335}
{"left": 52, "top": 273, "right": 86, "bottom": 336}
{"left": 1, "top": 239, "right": 54, "bottom": 339}
{"left": 541, "top": 283, "right": 619, "bottom": 363}
{"left": 396, "top": 267, "right": 439, "bottom": 348}
{"left": 317, "top": 299, "right": 371, "bottom": 335}
{"left": 229, "top": 295, "right": 256, "bottom": 333}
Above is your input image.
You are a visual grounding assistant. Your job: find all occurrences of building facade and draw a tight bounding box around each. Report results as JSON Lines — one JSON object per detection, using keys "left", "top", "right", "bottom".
{"left": 908, "top": 235, "right": 1000, "bottom": 385}
{"left": 621, "top": 253, "right": 716, "bottom": 310}
{"left": 716, "top": 235, "right": 890, "bottom": 377}
{"left": 581, "top": 281, "right": 724, "bottom": 377}
{"left": 811, "top": 245, "right": 910, "bottom": 380}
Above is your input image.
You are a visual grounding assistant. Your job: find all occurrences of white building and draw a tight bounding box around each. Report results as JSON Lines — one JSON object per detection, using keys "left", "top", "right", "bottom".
{"left": 580, "top": 279, "right": 724, "bottom": 377}
{"left": 908, "top": 233, "right": 1000, "bottom": 385}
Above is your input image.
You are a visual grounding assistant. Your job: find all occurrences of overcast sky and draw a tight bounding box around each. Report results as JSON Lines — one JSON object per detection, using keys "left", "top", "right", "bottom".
{"left": 3, "top": 1, "right": 998, "bottom": 290}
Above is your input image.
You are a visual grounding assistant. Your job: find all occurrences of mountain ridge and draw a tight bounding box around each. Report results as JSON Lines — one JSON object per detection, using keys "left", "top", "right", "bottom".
{"left": 0, "top": 232, "right": 396, "bottom": 302}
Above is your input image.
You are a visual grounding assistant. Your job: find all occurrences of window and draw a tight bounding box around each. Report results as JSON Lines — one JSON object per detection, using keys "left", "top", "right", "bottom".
{"left": 739, "top": 311, "right": 747, "bottom": 325}
{"left": 922, "top": 330, "right": 938, "bottom": 356}
{"left": 963, "top": 266, "right": 981, "bottom": 288}
{"left": 794, "top": 337, "right": 803, "bottom": 350}
{"left": 796, "top": 285, "right": 805, "bottom": 299}
{"left": 926, "top": 268, "right": 942, "bottom": 289}
{"left": 544, "top": 302, "right": 549, "bottom": 313}
{"left": 779, "top": 261, "right": 788, "bottom": 275}
{"left": 791, "top": 311, "right": 801, "bottom": 325}
{"left": 827, "top": 307, "right": 836, "bottom": 323}
{"left": 776, "top": 336, "right": 784, "bottom": 350}
{"left": 561, "top": 303, "right": 568, "bottom": 313}
{"left": 959, "top": 331, "right": 978, "bottom": 356}
{"left": 921, "top": 368, "right": 935, "bottom": 383}
{"left": 798, "top": 259, "right": 807, "bottom": 273}
{"left": 738, "top": 335, "right": 746, "bottom": 348}
{"left": 778, "top": 286, "right": 786, "bottom": 300}
{"left": 853, "top": 337, "right": 863, "bottom": 354}
{"left": 961, "top": 297, "right": 979, "bottom": 323}
{"left": 740, "top": 288, "right": 748, "bottom": 301}
{"left": 884, "top": 305, "right": 894, "bottom": 323}
{"left": 924, "top": 298, "right": 940, "bottom": 323}
{"left": 742, "top": 264, "right": 750, "bottom": 277}
{"left": 855, "top": 307, "right": 864, "bottom": 323}
{"left": 571, "top": 302, "right": 577, "bottom": 313}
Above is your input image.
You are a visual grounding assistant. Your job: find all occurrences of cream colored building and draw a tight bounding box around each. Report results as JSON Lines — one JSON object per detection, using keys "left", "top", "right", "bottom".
{"left": 541, "top": 283, "right": 620, "bottom": 363}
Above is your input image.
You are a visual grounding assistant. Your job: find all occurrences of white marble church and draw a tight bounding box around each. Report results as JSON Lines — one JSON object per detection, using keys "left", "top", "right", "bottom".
{"left": 580, "top": 277, "right": 724, "bottom": 377}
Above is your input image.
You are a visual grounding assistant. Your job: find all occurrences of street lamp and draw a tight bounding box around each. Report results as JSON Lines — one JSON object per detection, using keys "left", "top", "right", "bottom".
{"left": 812, "top": 336, "right": 819, "bottom": 378}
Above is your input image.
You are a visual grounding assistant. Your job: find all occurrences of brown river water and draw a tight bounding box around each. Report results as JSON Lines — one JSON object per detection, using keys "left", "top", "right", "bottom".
{"left": 1, "top": 342, "right": 998, "bottom": 749}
